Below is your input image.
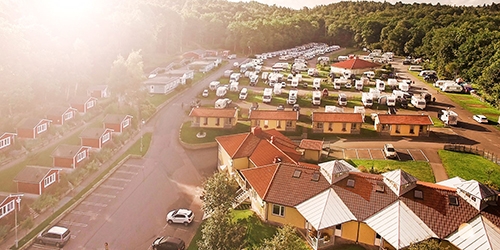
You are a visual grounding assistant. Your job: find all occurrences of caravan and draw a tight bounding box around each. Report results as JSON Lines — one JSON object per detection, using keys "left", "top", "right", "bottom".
{"left": 439, "top": 109, "right": 458, "bottom": 126}
{"left": 376, "top": 79, "right": 385, "bottom": 92}
{"left": 355, "top": 80, "right": 364, "bottom": 91}
{"left": 312, "top": 90, "right": 321, "bottom": 106}
{"left": 362, "top": 93, "right": 373, "bottom": 107}
{"left": 441, "top": 83, "right": 463, "bottom": 93}
{"left": 287, "top": 90, "right": 298, "bottom": 105}
{"left": 230, "top": 73, "right": 241, "bottom": 82}
{"left": 411, "top": 96, "right": 426, "bottom": 110}
{"left": 338, "top": 93, "right": 347, "bottom": 106}
{"left": 209, "top": 81, "right": 220, "bottom": 91}
{"left": 230, "top": 81, "right": 239, "bottom": 92}
{"left": 312, "top": 78, "right": 322, "bottom": 89}
{"left": 262, "top": 88, "right": 273, "bottom": 103}
{"left": 216, "top": 86, "right": 227, "bottom": 97}
{"left": 273, "top": 83, "right": 282, "bottom": 95}
{"left": 398, "top": 81, "right": 410, "bottom": 92}
{"left": 386, "top": 95, "right": 396, "bottom": 107}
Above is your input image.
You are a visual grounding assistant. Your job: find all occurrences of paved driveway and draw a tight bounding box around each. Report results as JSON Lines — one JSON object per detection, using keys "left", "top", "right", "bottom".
{"left": 339, "top": 148, "right": 428, "bottom": 161}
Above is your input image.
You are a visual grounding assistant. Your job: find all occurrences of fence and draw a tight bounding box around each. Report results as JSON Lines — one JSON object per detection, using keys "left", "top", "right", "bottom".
{"left": 443, "top": 144, "right": 500, "bottom": 165}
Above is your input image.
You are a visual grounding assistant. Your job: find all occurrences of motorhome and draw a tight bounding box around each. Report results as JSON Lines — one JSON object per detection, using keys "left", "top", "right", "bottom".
{"left": 291, "top": 77, "right": 299, "bottom": 88}
{"left": 255, "top": 65, "right": 262, "bottom": 73}
{"left": 434, "top": 80, "right": 455, "bottom": 88}
{"left": 268, "top": 74, "right": 279, "bottom": 87}
{"left": 230, "top": 81, "right": 239, "bottom": 92}
{"left": 338, "top": 93, "right": 347, "bottom": 106}
{"left": 362, "top": 93, "right": 373, "bottom": 107}
{"left": 249, "top": 74, "right": 259, "bottom": 86}
{"left": 355, "top": 80, "right": 364, "bottom": 91}
{"left": 440, "top": 109, "right": 458, "bottom": 126}
{"left": 387, "top": 78, "right": 398, "bottom": 88}
{"left": 325, "top": 105, "right": 344, "bottom": 113}
{"left": 239, "top": 88, "right": 248, "bottom": 100}
{"left": 287, "top": 90, "right": 298, "bottom": 105}
{"left": 261, "top": 71, "right": 269, "bottom": 80}
{"left": 262, "top": 88, "right": 273, "bottom": 103}
{"left": 386, "top": 95, "right": 397, "bottom": 107}
{"left": 408, "top": 65, "right": 423, "bottom": 71}
{"left": 312, "top": 78, "right": 322, "bottom": 89}
{"left": 230, "top": 73, "right": 241, "bottom": 82}
{"left": 354, "top": 106, "right": 366, "bottom": 121}
{"left": 240, "top": 63, "right": 248, "bottom": 73}
{"left": 273, "top": 83, "right": 282, "bottom": 95}
{"left": 369, "top": 88, "right": 380, "bottom": 100}
{"left": 441, "top": 83, "right": 463, "bottom": 93}
{"left": 376, "top": 79, "right": 385, "bottom": 92}
{"left": 411, "top": 96, "right": 426, "bottom": 110}
{"left": 312, "top": 90, "right": 321, "bottom": 106}
{"left": 333, "top": 78, "right": 347, "bottom": 90}
{"left": 419, "top": 70, "right": 436, "bottom": 77}
{"left": 398, "top": 81, "right": 410, "bottom": 92}
{"left": 363, "top": 71, "right": 375, "bottom": 78}
{"left": 215, "top": 98, "right": 231, "bottom": 109}
{"left": 209, "top": 81, "right": 220, "bottom": 91}
{"left": 308, "top": 68, "right": 318, "bottom": 76}
{"left": 216, "top": 86, "right": 227, "bottom": 97}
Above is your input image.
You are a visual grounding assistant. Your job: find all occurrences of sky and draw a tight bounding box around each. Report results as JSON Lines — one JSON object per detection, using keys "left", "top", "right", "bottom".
{"left": 228, "top": 0, "right": 498, "bottom": 9}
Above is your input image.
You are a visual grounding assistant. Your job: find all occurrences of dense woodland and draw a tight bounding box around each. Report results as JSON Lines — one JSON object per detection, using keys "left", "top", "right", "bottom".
{"left": 1, "top": 0, "right": 500, "bottom": 124}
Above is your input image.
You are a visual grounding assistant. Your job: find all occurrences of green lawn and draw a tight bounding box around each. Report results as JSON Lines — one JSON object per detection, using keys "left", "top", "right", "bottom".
{"left": 351, "top": 160, "right": 435, "bottom": 183}
{"left": 179, "top": 122, "right": 251, "bottom": 144}
{"left": 439, "top": 150, "right": 500, "bottom": 187}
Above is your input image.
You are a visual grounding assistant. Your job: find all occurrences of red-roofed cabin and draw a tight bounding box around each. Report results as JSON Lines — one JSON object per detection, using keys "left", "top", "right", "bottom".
{"left": 374, "top": 114, "right": 433, "bottom": 137}
{"left": 16, "top": 118, "right": 52, "bottom": 139}
{"left": 249, "top": 110, "right": 298, "bottom": 132}
{"left": 87, "top": 85, "right": 110, "bottom": 98}
{"left": 46, "top": 106, "right": 77, "bottom": 126}
{"left": 312, "top": 112, "right": 363, "bottom": 134}
{"left": 14, "top": 166, "right": 61, "bottom": 195}
{"left": 299, "top": 139, "right": 324, "bottom": 162}
{"left": 0, "top": 132, "right": 16, "bottom": 151}
{"left": 189, "top": 107, "right": 238, "bottom": 129}
{"left": 80, "top": 128, "right": 113, "bottom": 149}
{"left": 103, "top": 114, "right": 133, "bottom": 133}
{"left": 51, "top": 145, "right": 91, "bottom": 168}
{"left": 70, "top": 96, "right": 97, "bottom": 113}
{"left": 0, "top": 195, "right": 19, "bottom": 219}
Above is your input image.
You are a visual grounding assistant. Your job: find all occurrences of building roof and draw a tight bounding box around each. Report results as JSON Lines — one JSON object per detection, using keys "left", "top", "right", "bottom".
{"left": 249, "top": 110, "right": 299, "bottom": 121}
{"left": 249, "top": 140, "right": 297, "bottom": 166}
{"left": 446, "top": 215, "right": 500, "bottom": 250}
{"left": 163, "top": 69, "right": 194, "bottom": 76}
{"left": 382, "top": 169, "right": 418, "bottom": 187}
{"left": 240, "top": 164, "right": 279, "bottom": 199}
{"left": 331, "top": 58, "right": 380, "bottom": 70}
{"left": 312, "top": 112, "right": 363, "bottom": 123}
{"left": 437, "top": 176, "right": 467, "bottom": 189}
{"left": 319, "top": 160, "right": 360, "bottom": 184}
{"left": 299, "top": 139, "right": 323, "bottom": 151}
{"left": 80, "top": 128, "right": 112, "bottom": 139}
{"left": 0, "top": 132, "right": 17, "bottom": 139}
{"left": 46, "top": 106, "right": 76, "bottom": 116}
{"left": 365, "top": 200, "right": 437, "bottom": 249}
{"left": 14, "top": 166, "right": 55, "bottom": 184}
{"left": 241, "top": 163, "right": 330, "bottom": 207}
{"left": 70, "top": 96, "right": 97, "bottom": 105}
{"left": 51, "top": 144, "right": 89, "bottom": 158}
{"left": 143, "top": 76, "right": 179, "bottom": 85}
{"left": 189, "top": 107, "right": 238, "bottom": 118}
{"left": 87, "top": 85, "right": 108, "bottom": 91}
{"left": 296, "top": 188, "right": 356, "bottom": 230}
{"left": 103, "top": 114, "right": 133, "bottom": 124}
{"left": 376, "top": 114, "right": 433, "bottom": 125}
{"left": 18, "top": 118, "right": 51, "bottom": 129}
{"left": 456, "top": 180, "right": 499, "bottom": 199}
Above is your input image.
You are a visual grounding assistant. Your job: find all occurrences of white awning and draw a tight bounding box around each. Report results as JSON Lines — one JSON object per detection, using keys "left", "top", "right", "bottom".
{"left": 296, "top": 188, "right": 356, "bottom": 230}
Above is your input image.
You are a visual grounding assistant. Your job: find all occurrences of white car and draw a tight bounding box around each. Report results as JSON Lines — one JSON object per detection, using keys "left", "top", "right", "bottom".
{"left": 202, "top": 89, "right": 209, "bottom": 97}
{"left": 383, "top": 144, "right": 397, "bottom": 159}
{"left": 473, "top": 114, "right": 488, "bottom": 124}
{"left": 167, "top": 209, "right": 194, "bottom": 226}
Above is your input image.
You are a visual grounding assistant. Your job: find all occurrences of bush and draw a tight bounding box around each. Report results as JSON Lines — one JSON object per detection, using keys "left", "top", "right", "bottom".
{"left": 31, "top": 194, "right": 59, "bottom": 213}
{"left": 0, "top": 225, "right": 11, "bottom": 241}
{"left": 20, "top": 216, "right": 34, "bottom": 231}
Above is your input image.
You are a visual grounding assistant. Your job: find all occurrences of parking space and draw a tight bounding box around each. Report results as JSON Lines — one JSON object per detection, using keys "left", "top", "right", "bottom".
{"left": 336, "top": 148, "right": 429, "bottom": 162}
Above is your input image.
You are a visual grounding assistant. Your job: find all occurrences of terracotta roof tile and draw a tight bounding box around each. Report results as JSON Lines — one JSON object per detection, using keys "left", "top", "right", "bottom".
{"left": 249, "top": 140, "right": 297, "bottom": 167}
{"left": 249, "top": 110, "right": 298, "bottom": 120}
{"left": 333, "top": 172, "right": 398, "bottom": 220}
{"left": 299, "top": 139, "right": 324, "bottom": 151}
{"left": 481, "top": 198, "right": 500, "bottom": 228}
{"left": 312, "top": 112, "right": 364, "bottom": 123}
{"left": 331, "top": 58, "right": 380, "bottom": 70}
{"left": 189, "top": 107, "right": 237, "bottom": 118}
{"left": 240, "top": 164, "right": 279, "bottom": 198}
{"left": 376, "top": 114, "right": 433, "bottom": 125}
{"left": 264, "top": 163, "right": 331, "bottom": 207}
{"left": 401, "top": 183, "right": 478, "bottom": 238}
{"left": 215, "top": 133, "right": 251, "bottom": 158}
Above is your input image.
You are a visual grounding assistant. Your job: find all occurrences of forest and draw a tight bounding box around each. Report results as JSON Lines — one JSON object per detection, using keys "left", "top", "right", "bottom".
{"left": 1, "top": 0, "right": 500, "bottom": 124}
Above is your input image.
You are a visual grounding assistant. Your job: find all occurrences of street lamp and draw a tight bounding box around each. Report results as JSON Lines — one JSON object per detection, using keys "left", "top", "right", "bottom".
{"left": 10, "top": 194, "right": 23, "bottom": 248}
{"left": 140, "top": 119, "right": 145, "bottom": 153}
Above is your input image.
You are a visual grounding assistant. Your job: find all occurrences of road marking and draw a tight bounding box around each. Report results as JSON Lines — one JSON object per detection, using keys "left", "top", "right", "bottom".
{"left": 59, "top": 220, "right": 88, "bottom": 228}
{"left": 100, "top": 184, "right": 124, "bottom": 190}
{"left": 71, "top": 210, "right": 98, "bottom": 217}
{"left": 355, "top": 149, "right": 359, "bottom": 159}
{"left": 32, "top": 244, "right": 59, "bottom": 249}
{"left": 81, "top": 201, "right": 108, "bottom": 207}
{"left": 407, "top": 149, "right": 415, "bottom": 161}
{"left": 109, "top": 177, "right": 132, "bottom": 182}
{"left": 368, "top": 149, "right": 373, "bottom": 159}
{"left": 91, "top": 193, "right": 116, "bottom": 198}
{"left": 420, "top": 149, "right": 429, "bottom": 162}
{"left": 116, "top": 170, "right": 139, "bottom": 175}
{"left": 123, "top": 164, "right": 144, "bottom": 169}
{"left": 342, "top": 149, "right": 345, "bottom": 159}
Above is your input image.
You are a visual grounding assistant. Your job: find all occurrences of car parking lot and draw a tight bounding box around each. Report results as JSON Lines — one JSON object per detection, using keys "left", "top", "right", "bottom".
{"left": 337, "top": 148, "right": 429, "bottom": 161}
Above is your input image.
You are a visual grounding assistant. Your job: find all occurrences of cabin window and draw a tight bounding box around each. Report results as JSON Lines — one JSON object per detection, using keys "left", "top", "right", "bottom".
{"left": 342, "top": 123, "right": 347, "bottom": 132}
{"left": 44, "top": 173, "right": 56, "bottom": 187}
{"left": 225, "top": 118, "right": 232, "bottom": 125}
{"left": 449, "top": 195, "right": 459, "bottom": 206}
{"left": 203, "top": 117, "right": 208, "bottom": 125}
{"left": 277, "top": 121, "right": 281, "bottom": 129}
{"left": 0, "top": 200, "right": 15, "bottom": 219}
{"left": 264, "top": 120, "right": 269, "bottom": 128}
{"left": 102, "top": 133, "right": 110, "bottom": 143}
{"left": 272, "top": 204, "right": 285, "bottom": 217}
{"left": 64, "top": 111, "right": 73, "bottom": 120}
{"left": 76, "top": 150, "right": 87, "bottom": 163}
{"left": 286, "top": 120, "right": 293, "bottom": 128}
{"left": 346, "top": 179, "right": 355, "bottom": 188}
{"left": 215, "top": 118, "right": 220, "bottom": 126}
{"left": 414, "top": 190, "right": 423, "bottom": 199}
{"left": 409, "top": 125, "right": 415, "bottom": 134}
{"left": 419, "top": 125, "right": 424, "bottom": 133}
{"left": 86, "top": 100, "right": 94, "bottom": 109}
{"left": 352, "top": 123, "right": 357, "bottom": 129}
{"left": 122, "top": 118, "right": 130, "bottom": 128}
{"left": 395, "top": 125, "right": 401, "bottom": 134}
{"left": 317, "top": 123, "right": 323, "bottom": 129}
{"left": 0, "top": 137, "right": 11, "bottom": 149}
{"left": 195, "top": 117, "right": 200, "bottom": 124}
{"left": 293, "top": 170, "right": 302, "bottom": 178}
{"left": 37, "top": 123, "right": 48, "bottom": 134}
{"left": 328, "top": 123, "right": 333, "bottom": 131}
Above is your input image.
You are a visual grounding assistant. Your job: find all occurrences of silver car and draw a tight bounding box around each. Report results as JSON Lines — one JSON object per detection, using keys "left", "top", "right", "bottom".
{"left": 36, "top": 226, "right": 71, "bottom": 247}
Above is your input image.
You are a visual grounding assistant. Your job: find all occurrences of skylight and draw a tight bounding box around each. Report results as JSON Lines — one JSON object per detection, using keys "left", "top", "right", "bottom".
{"left": 293, "top": 170, "right": 302, "bottom": 178}
{"left": 449, "top": 195, "right": 459, "bottom": 206}
{"left": 414, "top": 190, "right": 423, "bottom": 199}
{"left": 347, "top": 179, "right": 355, "bottom": 188}
{"left": 311, "top": 172, "right": 320, "bottom": 182}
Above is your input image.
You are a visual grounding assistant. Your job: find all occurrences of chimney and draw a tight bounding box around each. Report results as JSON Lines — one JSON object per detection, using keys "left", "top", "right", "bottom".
{"left": 273, "top": 156, "right": 282, "bottom": 163}
{"left": 270, "top": 136, "right": 274, "bottom": 144}
{"left": 251, "top": 126, "right": 262, "bottom": 136}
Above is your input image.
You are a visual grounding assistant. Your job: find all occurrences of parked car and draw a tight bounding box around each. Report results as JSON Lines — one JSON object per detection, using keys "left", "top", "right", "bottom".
{"left": 473, "top": 114, "right": 488, "bottom": 124}
{"left": 152, "top": 236, "right": 186, "bottom": 250}
{"left": 383, "top": 144, "right": 397, "bottom": 159}
{"left": 202, "top": 89, "right": 209, "bottom": 97}
{"left": 292, "top": 104, "right": 301, "bottom": 111}
{"left": 167, "top": 209, "right": 194, "bottom": 226}
{"left": 36, "top": 226, "right": 71, "bottom": 247}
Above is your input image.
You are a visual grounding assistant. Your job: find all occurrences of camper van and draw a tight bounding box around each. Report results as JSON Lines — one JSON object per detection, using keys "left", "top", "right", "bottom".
{"left": 239, "top": 88, "right": 248, "bottom": 100}
{"left": 291, "top": 77, "right": 299, "bottom": 88}
{"left": 441, "top": 83, "right": 463, "bottom": 93}
{"left": 376, "top": 79, "right": 386, "bottom": 92}
{"left": 313, "top": 78, "right": 322, "bottom": 89}
{"left": 362, "top": 93, "right": 373, "bottom": 107}
{"left": 440, "top": 109, "right": 458, "bottom": 126}
{"left": 355, "top": 80, "right": 364, "bottom": 91}
{"left": 230, "top": 81, "right": 239, "bottom": 92}
{"left": 411, "top": 96, "right": 426, "bottom": 110}
{"left": 363, "top": 71, "right": 375, "bottom": 78}
{"left": 274, "top": 83, "right": 282, "bottom": 95}
{"left": 398, "top": 82, "right": 410, "bottom": 92}
{"left": 312, "top": 90, "right": 321, "bottom": 106}
{"left": 386, "top": 95, "right": 397, "bottom": 107}
{"left": 338, "top": 93, "right": 347, "bottom": 106}
{"left": 333, "top": 78, "right": 347, "bottom": 90}
{"left": 262, "top": 88, "right": 273, "bottom": 103}
{"left": 230, "top": 73, "right": 241, "bottom": 82}
{"left": 216, "top": 86, "right": 227, "bottom": 97}
{"left": 215, "top": 98, "right": 231, "bottom": 109}
{"left": 287, "top": 90, "right": 298, "bottom": 105}
{"left": 249, "top": 74, "right": 259, "bottom": 86}
{"left": 209, "top": 81, "right": 220, "bottom": 91}
{"left": 434, "top": 80, "right": 454, "bottom": 88}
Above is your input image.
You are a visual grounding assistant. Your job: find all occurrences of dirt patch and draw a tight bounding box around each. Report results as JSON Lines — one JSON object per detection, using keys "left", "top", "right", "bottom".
{"left": 468, "top": 104, "right": 488, "bottom": 108}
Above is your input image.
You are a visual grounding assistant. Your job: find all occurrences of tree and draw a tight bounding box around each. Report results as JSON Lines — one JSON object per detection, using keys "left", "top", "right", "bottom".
{"left": 197, "top": 208, "right": 246, "bottom": 250}
{"left": 408, "top": 238, "right": 450, "bottom": 250}
{"left": 201, "top": 171, "right": 237, "bottom": 214}
{"left": 262, "top": 224, "right": 309, "bottom": 250}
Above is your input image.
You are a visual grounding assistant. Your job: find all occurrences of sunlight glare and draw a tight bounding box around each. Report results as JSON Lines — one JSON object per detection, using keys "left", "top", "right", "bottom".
{"left": 47, "top": 0, "right": 97, "bottom": 20}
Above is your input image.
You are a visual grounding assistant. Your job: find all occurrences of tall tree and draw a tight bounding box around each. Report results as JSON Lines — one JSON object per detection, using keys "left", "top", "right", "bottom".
{"left": 262, "top": 224, "right": 309, "bottom": 250}
{"left": 197, "top": 208, "right": 246, "bottom": 250}
{"left": 201, "top": 171, "right": 237, "bottom": 214}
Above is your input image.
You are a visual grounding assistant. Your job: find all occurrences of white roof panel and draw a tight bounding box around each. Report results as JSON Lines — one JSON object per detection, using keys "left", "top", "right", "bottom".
{"left": 296, "top": 188, "right": 356, "bottom": 230}
{"left": 365, "top": 201, "right": 436, "bottom": 249}
{"left": 436, "top": 176, "right": 466, "bottom": 189}
{"left": 319, "top": 160, "right": 359, "bottom": 184}
{"left": 382, "top": 169, "right": 417, "bottom": 186}
{"left": 447, "top": 215, "right": 500, "bottom": 250}
{"left": 457, "top": 180, "right": 498, "bottom": 199}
